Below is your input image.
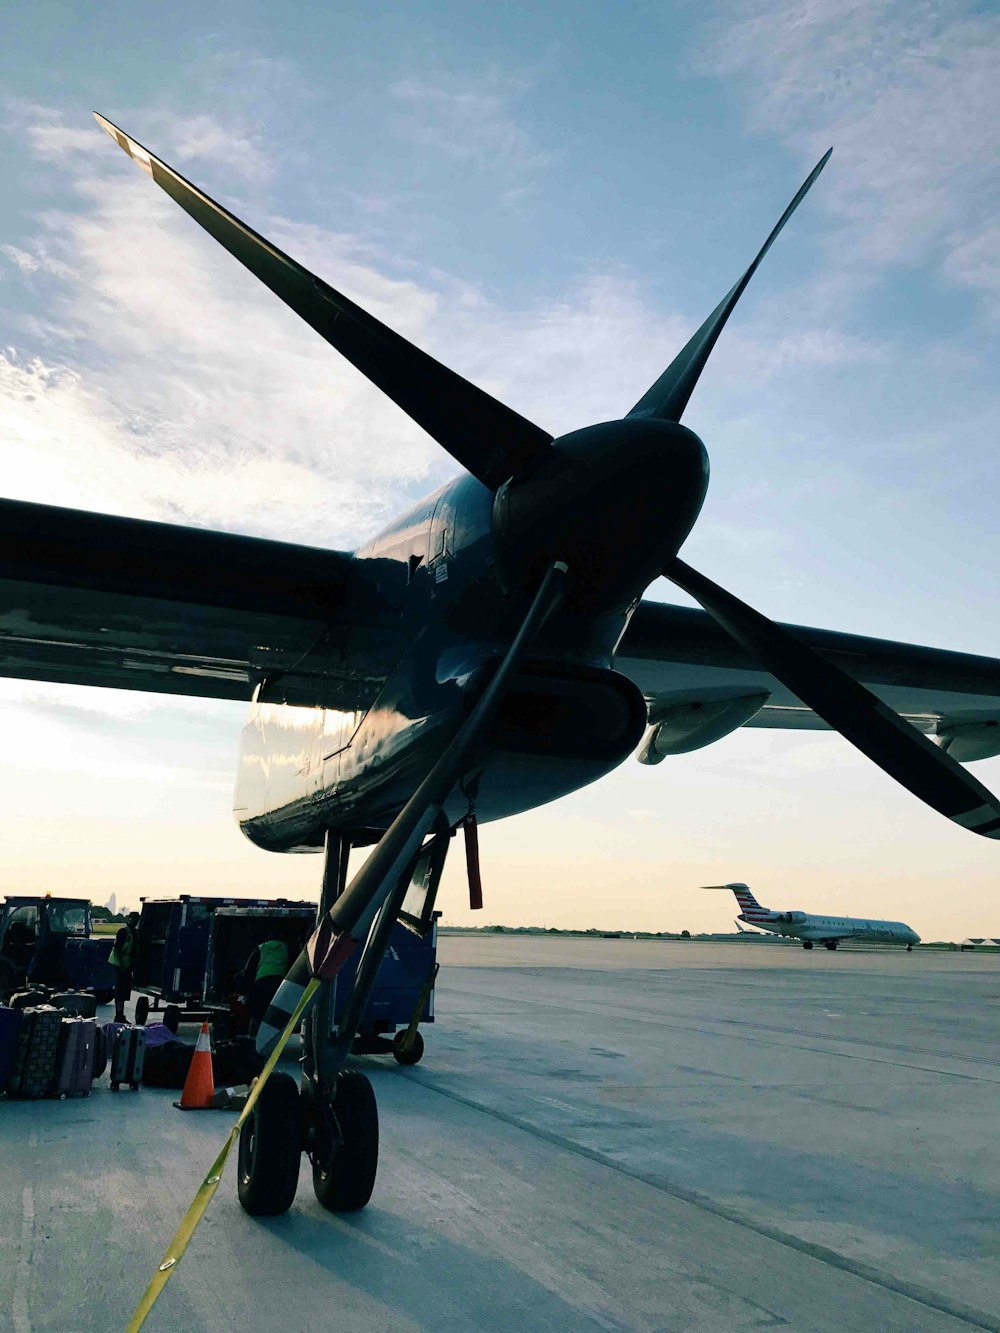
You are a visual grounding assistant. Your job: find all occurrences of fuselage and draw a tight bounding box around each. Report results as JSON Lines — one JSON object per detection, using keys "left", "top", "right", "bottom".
{"left": 746, "top": 911, "right": 920, "bottom": 946}
{"left": 234, "top": 469, "right": 650, "bottom": 851}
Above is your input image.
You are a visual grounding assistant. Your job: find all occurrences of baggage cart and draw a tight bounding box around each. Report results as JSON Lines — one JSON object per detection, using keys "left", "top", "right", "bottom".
{"left": 133, "top": 897, "right": 315, "bottom": 1029}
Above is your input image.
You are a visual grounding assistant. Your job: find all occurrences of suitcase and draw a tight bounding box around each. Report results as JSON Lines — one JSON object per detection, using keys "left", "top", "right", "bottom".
{"left": 10, "top": 989, "right": 48, "bottom": 1011}
{"left": 0, "top": 1005, "right": 23, "bottom": 1093}
{"left": 9, "top": 1006, "right": 63, "bottom": 1098}
{"left": 110, "top": 1025, "right": 145, "bottom": 1090}
{"left": 91, "top": 1025, "right": 108, "bottom": 1079}
{"left": 53, "top": 1017, "right": 95, "bottom": 1097}
{"left": 52, "top": 990, "right": 97, "bottom": 1019}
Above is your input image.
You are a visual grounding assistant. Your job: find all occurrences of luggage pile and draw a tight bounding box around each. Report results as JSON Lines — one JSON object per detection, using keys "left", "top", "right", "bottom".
{"left": 0, "top": 986, "right": 147, "bottom": 1099}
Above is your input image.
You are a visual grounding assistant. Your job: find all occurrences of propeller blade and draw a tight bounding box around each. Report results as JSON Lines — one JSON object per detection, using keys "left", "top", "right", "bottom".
{"left": 93, "top": 113, "right": 552, "bottom": 491}
{"left": 256, "top": 560, "right": 570, "bottom": 1054}
{"left": 628, "top": 150, "right": 831, "bottom": 425}
{"left": 664, "top": 557, "right": 1000, "bottom": 840}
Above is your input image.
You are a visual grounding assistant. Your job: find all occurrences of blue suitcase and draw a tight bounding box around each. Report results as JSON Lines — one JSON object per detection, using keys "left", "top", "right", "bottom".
{"left": 0, "top": 1005, "right": 23, "bottom": 1093}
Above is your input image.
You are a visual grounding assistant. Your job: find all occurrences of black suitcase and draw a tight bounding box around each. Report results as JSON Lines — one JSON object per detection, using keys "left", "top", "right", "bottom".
{"left": 110, "top": 1025, "right": 145, "bottom": 1091}
{"left": 52, "top": 990, "right": 97, "bottom": 1019}
{"left": 91, "top": 1024, "right": 108, "bottom": 1079}
{"left": 10, "top": 990, "right": 48, "bottom": 1011}
{"left": 9, "top": 1006, "right": 63, "bottom": 1098}
{"left": 0, "top": 1005, "right": 23, "bottom": 1093}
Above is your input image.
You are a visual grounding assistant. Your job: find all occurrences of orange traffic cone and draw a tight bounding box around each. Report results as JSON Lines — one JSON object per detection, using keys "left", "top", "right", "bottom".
{"left": 174, "top": 1022, "right": 215, "bottom": 1110}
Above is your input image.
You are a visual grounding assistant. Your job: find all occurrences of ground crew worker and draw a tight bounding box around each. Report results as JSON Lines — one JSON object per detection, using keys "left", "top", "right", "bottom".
{"left": 110, "top": 911, "right": 140, "bottom": 1023}
{"left": 240, "top": 937, "right": 289, "bottom": 1036}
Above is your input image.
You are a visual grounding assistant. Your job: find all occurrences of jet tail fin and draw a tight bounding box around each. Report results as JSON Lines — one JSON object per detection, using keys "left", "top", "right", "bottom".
{"left": 703, "top": 882, "right": 770, "bottom": 917}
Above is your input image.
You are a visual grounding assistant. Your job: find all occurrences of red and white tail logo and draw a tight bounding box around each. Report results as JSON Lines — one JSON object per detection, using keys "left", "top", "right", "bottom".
{"left": 727, "top": 883, "right": 772, "bottom": 921}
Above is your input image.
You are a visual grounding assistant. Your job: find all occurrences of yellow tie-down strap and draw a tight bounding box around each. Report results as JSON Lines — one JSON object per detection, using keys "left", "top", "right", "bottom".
{"left": 126, "top": 977, "right": 321, "bottom": 1333}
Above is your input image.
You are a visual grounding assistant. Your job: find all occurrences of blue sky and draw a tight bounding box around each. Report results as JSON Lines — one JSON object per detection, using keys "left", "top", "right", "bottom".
{"left": 1, "top": 1, "right": 998, "bottom": 936}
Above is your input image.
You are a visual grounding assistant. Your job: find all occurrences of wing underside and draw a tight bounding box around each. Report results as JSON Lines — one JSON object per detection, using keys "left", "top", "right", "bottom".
{"left": 618, "top": 600, "right": 1000, "bottom": 755}
{"left": 0, "top": 498, "right": 400, "bottom": 711}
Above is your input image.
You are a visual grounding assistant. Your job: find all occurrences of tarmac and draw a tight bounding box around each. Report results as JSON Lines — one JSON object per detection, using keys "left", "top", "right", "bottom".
{"left": 1, "top": 937, "right": 998, "bottom": 1332}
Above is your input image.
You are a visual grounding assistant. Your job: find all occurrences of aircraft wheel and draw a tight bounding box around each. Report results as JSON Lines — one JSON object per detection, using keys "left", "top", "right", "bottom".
{"left": 824, "top": 941, "right": 837, "bottom": 951}
{"left": 392, "top": 1029, "right": 424, "bottom": 1066}
{"left": 134, "top": 995, "right": 150, "bottom": 1025}
{"left": 907, "top": 944, "right": 913, "bottom": 952}
{"left": 802, "top": 940, "right": 813, "bottom": 950}
{"left": 312, "top": 1071, "right": 379, "bottom": 1212}
{"left": 237, "top": 1072, "right": 302, "bottom": 1216}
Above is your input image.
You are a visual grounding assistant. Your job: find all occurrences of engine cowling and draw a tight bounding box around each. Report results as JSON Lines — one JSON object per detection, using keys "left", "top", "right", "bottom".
{"left": 637, "top": 692, "right": 770, "bottom": 764}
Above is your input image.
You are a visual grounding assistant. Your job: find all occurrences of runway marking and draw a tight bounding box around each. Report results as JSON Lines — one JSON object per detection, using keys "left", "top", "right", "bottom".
{"left": 405, "top": 1072, "right": 999, "bottom": 1332}
{"left": 12, "top": 1129, "right": 38, "bottom": 1333}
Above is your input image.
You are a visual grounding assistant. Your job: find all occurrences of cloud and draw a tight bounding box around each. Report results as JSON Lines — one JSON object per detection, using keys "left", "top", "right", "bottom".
{"left": 389, "top": 74, "right": 550, "bottom": 185}
{"left": 702, "top": 0, "right": 1000, "bottom": 309}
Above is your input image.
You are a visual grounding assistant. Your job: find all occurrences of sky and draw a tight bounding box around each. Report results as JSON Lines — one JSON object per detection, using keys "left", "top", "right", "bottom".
{"left": 1, "top": 0, "right": 998, "bottom": 938}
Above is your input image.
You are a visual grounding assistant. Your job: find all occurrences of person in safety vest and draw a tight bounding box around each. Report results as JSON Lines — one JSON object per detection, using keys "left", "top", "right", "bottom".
{"left": 240, "top": 937, "right": 289, "bottom": 1036}
{"left": 110, "top": 911, "right": 140, "bottom": 1022}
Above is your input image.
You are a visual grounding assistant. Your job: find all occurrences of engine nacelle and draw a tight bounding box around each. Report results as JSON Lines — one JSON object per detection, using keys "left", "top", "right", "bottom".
{"left": 637, "top": 692, "right": 770, "bottom": 764}
{"left": 936, "top": 719, "right": 1000, "bottom": 763}
{"left": 776, "top": 910, "right": 807, "bottom": 924}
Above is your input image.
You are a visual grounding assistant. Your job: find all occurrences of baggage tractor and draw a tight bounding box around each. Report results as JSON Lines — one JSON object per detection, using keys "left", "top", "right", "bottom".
{"left": 110, "top": 1024, "right": 145, "bottom": 1090}
{"left": 53, "top": 1016, "right": 95, "bottom": 1097}
{"left": 91, "top": 1025, "right": 108, "bottom": 1079}
{"left": 52, "top": 990, "right": 97, "bottom": 1019}
{"left": 9, "top": 1006, "right": 63, "bottom": 1098}
{"left": 0, "top": 1005, "right": 23, "bottom": 1092}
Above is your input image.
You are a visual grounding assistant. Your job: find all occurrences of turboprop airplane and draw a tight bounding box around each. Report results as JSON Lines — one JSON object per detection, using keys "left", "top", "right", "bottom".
{"left": 1, "top": 114, "right": 999, "bottom": 1223}
{"left": 705, "top": 884, "right": 920, "bottom": 951}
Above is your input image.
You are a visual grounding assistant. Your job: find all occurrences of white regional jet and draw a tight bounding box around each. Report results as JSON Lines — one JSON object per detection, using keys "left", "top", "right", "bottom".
{"left": 705, "top": 883, "right": 920, "bottom": 951}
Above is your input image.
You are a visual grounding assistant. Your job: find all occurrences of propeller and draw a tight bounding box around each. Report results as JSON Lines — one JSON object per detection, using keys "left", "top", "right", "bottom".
{"left": 664, "top": 557, "right": 1000, "bottom": 839}
{"left": 93, "top": 113, "right": 552, "bottom": 492}
{"left": 93, "top": 116, "right": 1000, "bottom": 839}
{"left": 628, "top": 149, "right": 832, "bottom": 424}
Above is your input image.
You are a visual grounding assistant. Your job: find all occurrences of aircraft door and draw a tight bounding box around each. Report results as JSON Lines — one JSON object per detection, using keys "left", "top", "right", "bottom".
{"left": 428, "top": 495, "right": 453, "bottom": 589}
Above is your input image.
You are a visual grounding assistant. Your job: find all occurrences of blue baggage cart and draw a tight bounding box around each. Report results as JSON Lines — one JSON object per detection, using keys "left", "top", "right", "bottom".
{"left": 337, "top": 915, "right": 439, "bottom": 1064}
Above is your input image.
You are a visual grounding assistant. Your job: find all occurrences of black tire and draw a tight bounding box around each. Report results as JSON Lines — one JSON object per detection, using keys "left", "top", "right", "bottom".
{"left": 134, "top": 995, "right": 150, "bottom": 1026}
{"left": 237, "top": 1072, "right": 302, "bottom": 1217}
{"left": 163, "top": 1005, "right": 181, "bottom": 1033}
{"left": 392, "top": 1029, "right": 424, "bottom": 1066}
{"left": 802, "top": 940, "right": 813, "bottom": 950}
{"left": 312, "top": 1071, "right": 378, "bottom": 1213}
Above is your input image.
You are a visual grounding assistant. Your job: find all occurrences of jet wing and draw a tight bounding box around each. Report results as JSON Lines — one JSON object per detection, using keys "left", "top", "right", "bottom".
{"left": 0, "top": 498, "right": 402, "bottom": 710}
{"left": 617, "top": 600, "right": 1000, "bottom": 757}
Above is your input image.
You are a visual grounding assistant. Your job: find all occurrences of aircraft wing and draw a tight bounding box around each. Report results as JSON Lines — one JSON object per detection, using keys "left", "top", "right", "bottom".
{"left": 617, "top": 600, "right": 1000, "bottom": 760}
{"left": 0, "top": 498, "right": 402, "bottom": 711}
